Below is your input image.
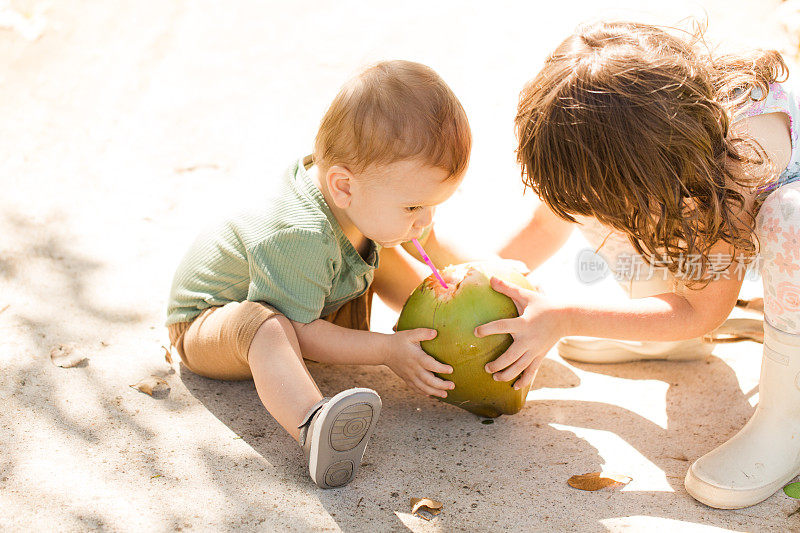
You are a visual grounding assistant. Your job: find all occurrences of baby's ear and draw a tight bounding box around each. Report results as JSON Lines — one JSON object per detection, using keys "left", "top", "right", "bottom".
{"left": 326, "top": 165, "right": 354, "bottom": 208}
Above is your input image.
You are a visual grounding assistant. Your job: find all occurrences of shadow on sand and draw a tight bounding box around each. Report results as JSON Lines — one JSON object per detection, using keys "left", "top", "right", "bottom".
{"left": 180, "top": 348, "right": 795, "bottom": 530}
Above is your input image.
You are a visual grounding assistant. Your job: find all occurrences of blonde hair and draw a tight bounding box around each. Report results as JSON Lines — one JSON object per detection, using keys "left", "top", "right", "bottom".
{"left": 515, "top": 21, "right": 788, "bottom": 286}
{"left": 314, "top": 60, "right": 471, "bottom": 179}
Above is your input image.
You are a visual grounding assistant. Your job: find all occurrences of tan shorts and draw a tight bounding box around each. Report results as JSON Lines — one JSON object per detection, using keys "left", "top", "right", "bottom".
{"left": 167, "top": 288, "right": 373, "bottom": 380}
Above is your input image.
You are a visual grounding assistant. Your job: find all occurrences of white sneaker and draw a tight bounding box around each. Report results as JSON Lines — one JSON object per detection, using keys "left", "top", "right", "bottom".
{"left": 299, "top": 388, "right": 381, "bottom": 489}
{"left": 557, "top": 318, "right": 764, "bottom": 364}
{"left": 557, "top": 336, "right": 715, "bottom": 363}
{"left": 684, "top": 322, "right": 800, "bottom": 508}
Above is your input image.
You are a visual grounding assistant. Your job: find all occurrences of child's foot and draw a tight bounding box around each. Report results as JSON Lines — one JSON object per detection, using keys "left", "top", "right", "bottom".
{"left": 298, "top": 388, "right": 381, "bottom": 489}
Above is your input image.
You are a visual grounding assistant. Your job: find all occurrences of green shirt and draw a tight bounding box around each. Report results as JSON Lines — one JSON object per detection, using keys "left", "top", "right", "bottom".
{"left": 166, "top": 156, "right": 380, "bottom": 325}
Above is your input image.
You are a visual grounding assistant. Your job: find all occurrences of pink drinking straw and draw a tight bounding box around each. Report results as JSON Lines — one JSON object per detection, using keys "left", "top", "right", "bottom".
{"left": 411, "top": 238, "right": 448, "bottom": 289}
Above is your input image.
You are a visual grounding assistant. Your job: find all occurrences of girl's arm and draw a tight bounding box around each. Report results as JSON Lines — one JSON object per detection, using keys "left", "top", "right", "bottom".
{"left": 499, "top": 202, "right": 575, "bottom": 270}
{"left": 476, "top": 240, "right": 744, "bottom": 389}
{"left": 559, "top": 265, "right": 743, "bottom": 341}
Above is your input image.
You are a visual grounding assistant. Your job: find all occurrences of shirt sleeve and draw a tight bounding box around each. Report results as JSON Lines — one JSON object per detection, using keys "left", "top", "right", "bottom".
{"left": 246, "top": 228, "right": 340, "bottom": 323}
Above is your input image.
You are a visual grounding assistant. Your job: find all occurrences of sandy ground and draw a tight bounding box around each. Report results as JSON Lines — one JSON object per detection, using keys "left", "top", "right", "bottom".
{"left": 2, "top": 0, "right": 800, "bottom": 531}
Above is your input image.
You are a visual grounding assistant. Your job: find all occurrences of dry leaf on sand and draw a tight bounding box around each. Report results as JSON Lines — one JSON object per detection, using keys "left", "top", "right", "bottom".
{"left": 410, "top": 497, "right": 443, "bottom": 520}
{"left": 568, "top": 472, "right": 632, "bottom": 491}
{"left": 131, "top": 376, "right": 170, "bottom": 398}
{"left": 162, "top": 345, "right": 173, "bottom": 365}
{"left": 50, "top": 344, "right": 87, "bottom": 368}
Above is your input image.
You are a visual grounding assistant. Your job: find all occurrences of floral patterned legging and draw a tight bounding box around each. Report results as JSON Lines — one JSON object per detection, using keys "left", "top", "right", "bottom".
{"left": 757, "top": 180, "right": 800, "bottom": 334}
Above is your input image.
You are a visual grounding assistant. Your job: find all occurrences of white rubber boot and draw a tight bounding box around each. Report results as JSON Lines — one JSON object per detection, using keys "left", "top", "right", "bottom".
{"left": 684, "top": 322, "right": 800, "bottom": 509}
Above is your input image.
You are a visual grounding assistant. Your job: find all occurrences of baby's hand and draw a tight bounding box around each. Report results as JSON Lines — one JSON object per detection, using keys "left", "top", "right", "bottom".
{"left": 474, "top": 277, "right": 564, "bottom": 391}
{"left": 384, "top": 328, "right": 454, "bottom": 398}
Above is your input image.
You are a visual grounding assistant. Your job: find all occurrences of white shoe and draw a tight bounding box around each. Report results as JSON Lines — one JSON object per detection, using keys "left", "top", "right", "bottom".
{"left": 684, "top": 322, "right": 800, "bottom": 509}
{"left": 557, "top": 318, "right": 764, "bottom": 364}
{"left": 557, "top": 336, "right": 715, "bottom": 363}
{"left": 299, "top": 388, "right": 381, "bottom": 489}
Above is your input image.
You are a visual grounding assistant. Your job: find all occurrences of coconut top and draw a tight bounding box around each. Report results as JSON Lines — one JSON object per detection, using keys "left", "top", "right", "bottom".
{"left": 420, "top": 263, "right": 488, "bottom": 302}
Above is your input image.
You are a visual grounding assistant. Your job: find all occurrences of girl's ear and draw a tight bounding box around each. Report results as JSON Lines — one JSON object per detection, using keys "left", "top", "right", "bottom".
{"left": 326, "top": 165, "right": 354, "bottom": 209}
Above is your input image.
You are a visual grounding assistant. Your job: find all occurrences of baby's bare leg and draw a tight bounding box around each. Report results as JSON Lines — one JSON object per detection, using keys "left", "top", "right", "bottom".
{"left": 248, "top": 315, "right": 323, "bottom": 441}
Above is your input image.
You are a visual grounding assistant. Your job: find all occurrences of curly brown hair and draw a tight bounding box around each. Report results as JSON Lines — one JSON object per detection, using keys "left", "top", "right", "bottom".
{"left": 515, "top": 20, "right": 788, "bottom": 286}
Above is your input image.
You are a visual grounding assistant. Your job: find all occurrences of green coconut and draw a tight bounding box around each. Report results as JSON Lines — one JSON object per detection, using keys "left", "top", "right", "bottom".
{"left": 396, "top": 261, "right": 534, "bottom": 417}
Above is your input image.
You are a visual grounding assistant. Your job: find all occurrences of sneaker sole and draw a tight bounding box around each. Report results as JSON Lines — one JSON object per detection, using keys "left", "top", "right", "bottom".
{"left": 308, "top": 388, "right": 381, "bottom": 489}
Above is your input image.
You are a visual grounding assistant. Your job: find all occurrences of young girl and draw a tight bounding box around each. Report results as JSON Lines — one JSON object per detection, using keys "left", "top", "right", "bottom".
{"left": 481, "top": 21, "right": 800, "bottom": 509}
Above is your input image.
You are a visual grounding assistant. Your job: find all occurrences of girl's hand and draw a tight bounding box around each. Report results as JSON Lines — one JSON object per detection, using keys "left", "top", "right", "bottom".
{"left": 474, "top": 277, "right": 566, "bottom": 391}
{"left": 384, "top": 328, "right": 454, "bottom": 398}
